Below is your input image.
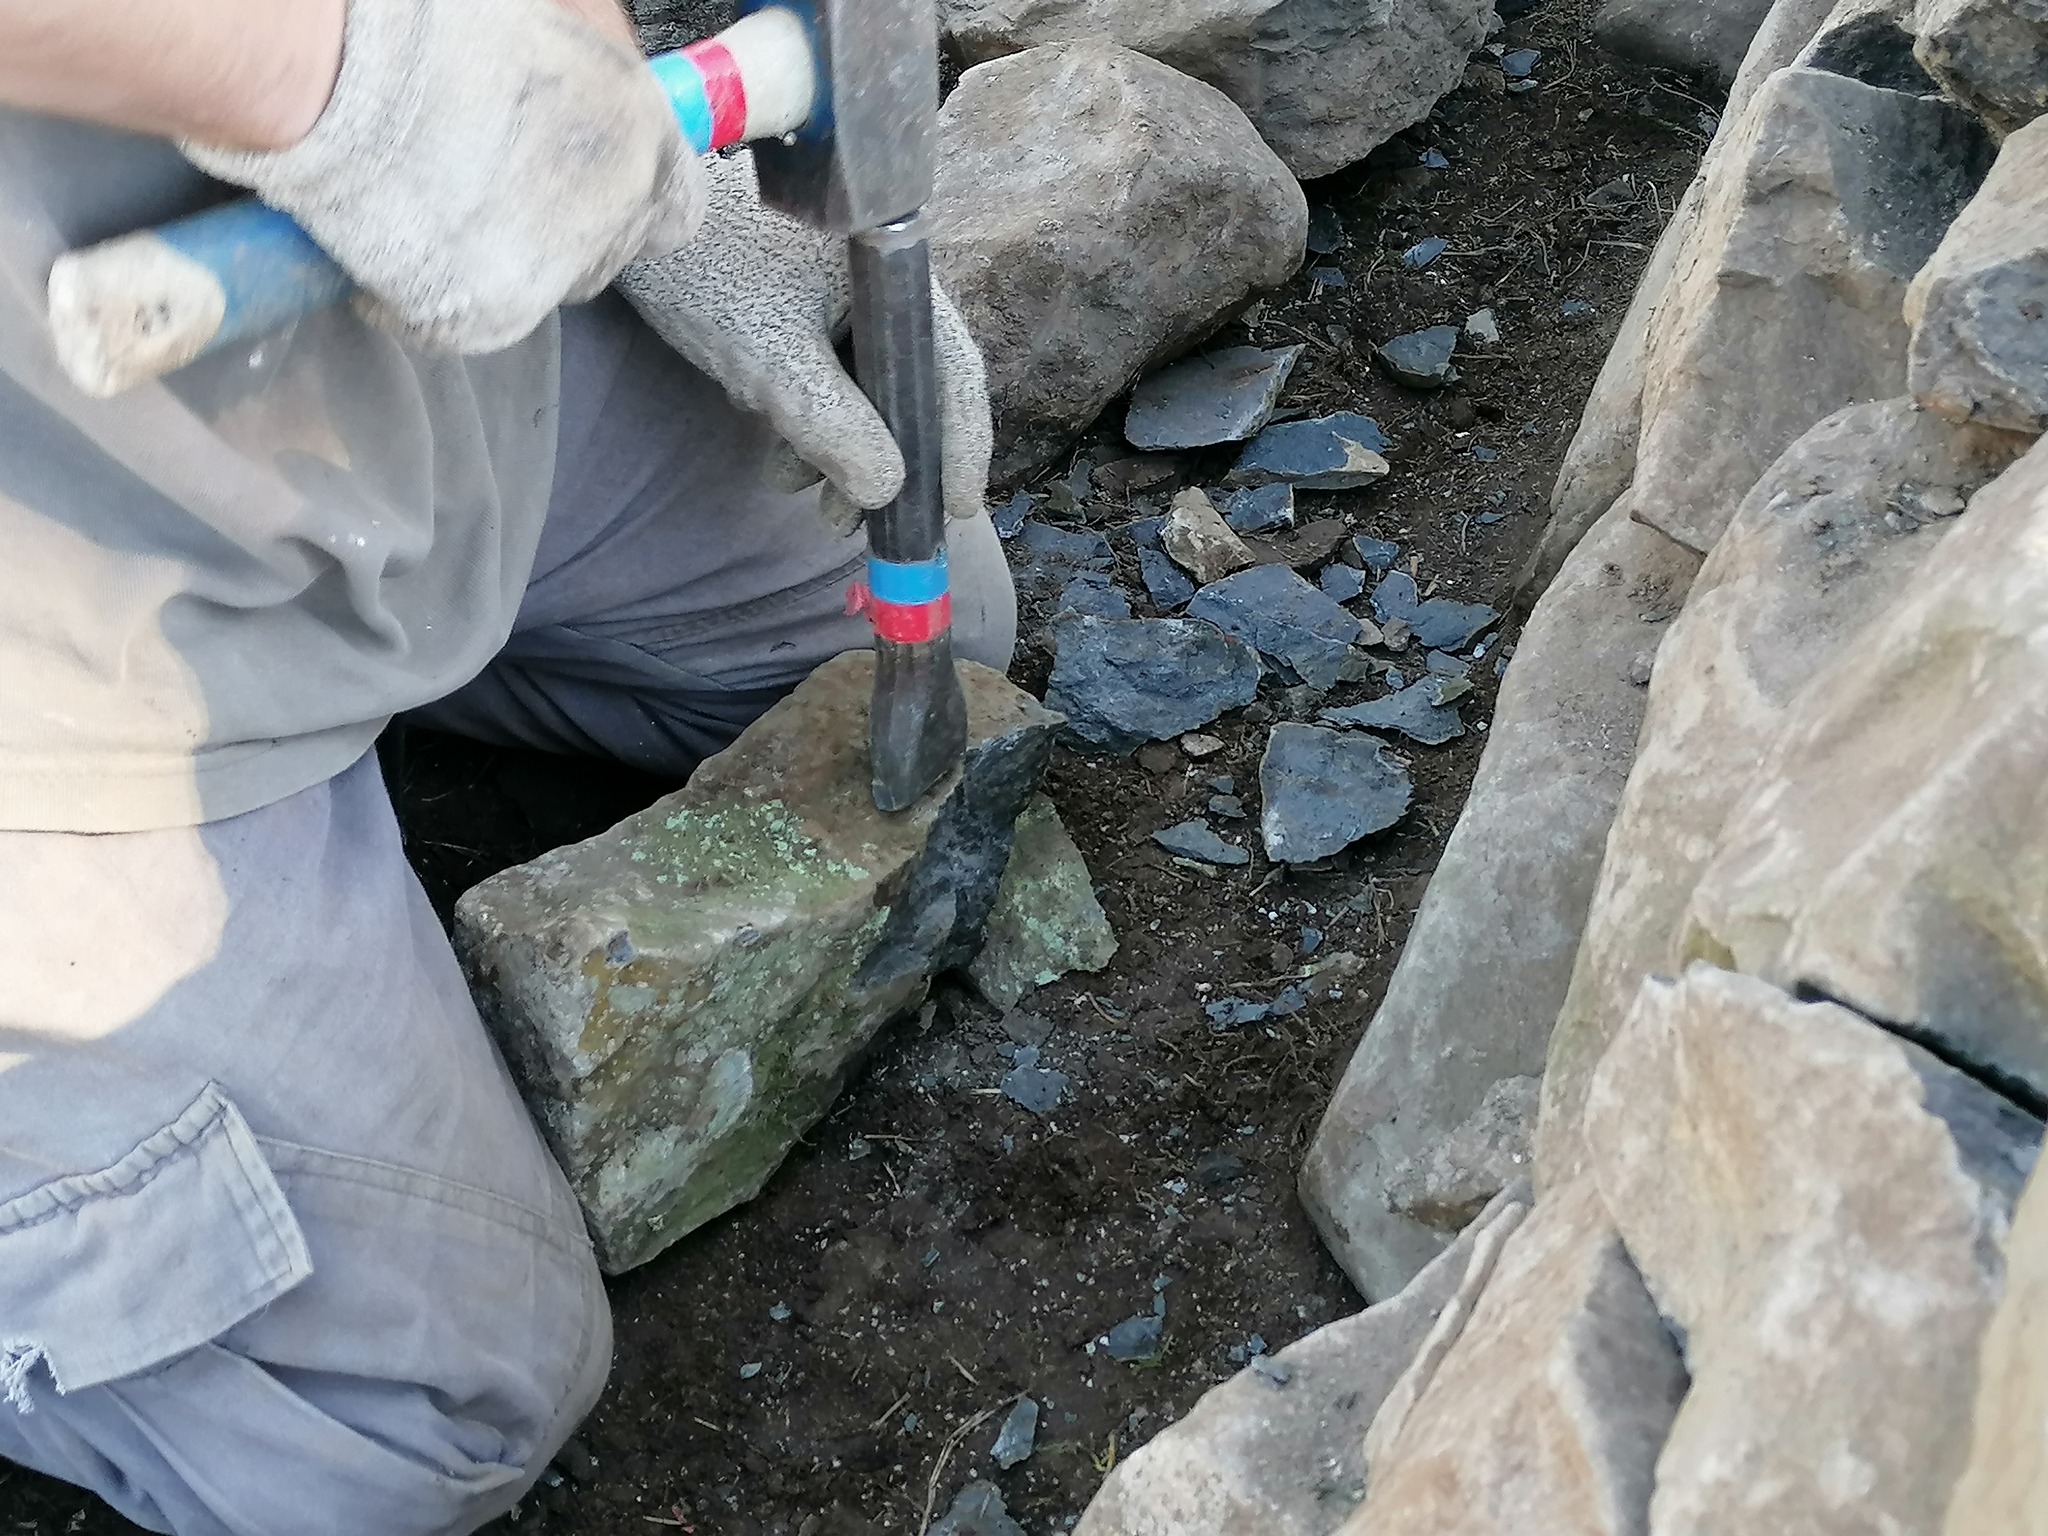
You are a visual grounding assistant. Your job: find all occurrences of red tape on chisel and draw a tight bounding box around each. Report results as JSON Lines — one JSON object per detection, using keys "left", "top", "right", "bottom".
{"left": 680, "top": 37, "right": 749, "bottom": 148}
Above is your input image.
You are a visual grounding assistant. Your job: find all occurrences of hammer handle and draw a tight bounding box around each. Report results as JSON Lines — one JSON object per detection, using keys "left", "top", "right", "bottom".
{"left": 45, "top": 7, "right": 818, "bottom": 398}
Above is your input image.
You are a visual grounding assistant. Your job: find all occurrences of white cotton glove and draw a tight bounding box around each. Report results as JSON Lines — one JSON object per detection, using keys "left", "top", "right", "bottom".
{"left": 181, "top": 0, "right": 706, "bottom": 354}
{"left": 615, "top": 149, "right": 994, "bottom": 532}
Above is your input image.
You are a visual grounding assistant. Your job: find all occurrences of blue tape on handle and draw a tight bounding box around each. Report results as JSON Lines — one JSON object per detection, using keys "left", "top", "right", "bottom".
{"left": 866, "top": 552, "right": 951, "bottom": 606}
{"left": 649, "top": 52, "right": 718, "bottom": 155}
{"left": 154, "top": 201, "right": 355, "bottom": 352}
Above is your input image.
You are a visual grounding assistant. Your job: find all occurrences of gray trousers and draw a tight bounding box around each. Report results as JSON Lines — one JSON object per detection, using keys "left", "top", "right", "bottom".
{"left": 0, "top": 296, "right": 1016, "bottom": 1536}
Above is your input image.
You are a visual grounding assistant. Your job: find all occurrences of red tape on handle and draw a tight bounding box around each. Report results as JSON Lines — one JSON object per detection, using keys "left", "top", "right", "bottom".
{"left": 847, "top": 584, "right": 954, "bottom": 645}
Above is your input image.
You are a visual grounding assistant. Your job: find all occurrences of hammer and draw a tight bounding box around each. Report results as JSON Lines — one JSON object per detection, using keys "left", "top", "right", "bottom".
{"left": 45, "top": 0, "right": 968, "bottom": 813}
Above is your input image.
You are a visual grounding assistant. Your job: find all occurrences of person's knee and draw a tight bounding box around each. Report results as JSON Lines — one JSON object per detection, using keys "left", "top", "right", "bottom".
{"left": 947, "top": 512, "right": 1018, "bottom": 676}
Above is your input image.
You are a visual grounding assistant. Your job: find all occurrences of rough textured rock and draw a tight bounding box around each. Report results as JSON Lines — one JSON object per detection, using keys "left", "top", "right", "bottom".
{"left": 937, "top": 0, "right": 1493, "bottom": 182}
{"left": 966, "top": 795, "right": 1118, "bottom": 1010}
{"left": 930, "top": 43, "right": 1308, "bottom": 484}
{"left": 1631, "top": 65, "right": 1993, "bottom": 554}
{"left": 1679, "top": 434, "right": 2048, "bottom": 1109}
{"left": 1227, "top": 414, "right": 1391, "bottom": 491}
{"left": 1519, "top": 178, "right": 1702, "bottom": 598}
{"left": 1592, "top": 0, "right": 1778, "bottom": 84}
{"left": 1942, "top": 1158, "right": 2048, "bottom": 1535}
{"left": 1259, "top": 724, "right": 1412, "bottom": 864}
{"left": 456, "top": 654, "right": 1061, "bottom": 1272}
{"left": 1538, "top": 400, "right": 2027, "bottom": 1186}
{"left": 1045, "top": 615, "right": 1262, "bottom": 754}
{"left": 1368, "top": 571, "right": 1496, "bottom": 652}
{"left": 1073, "top": 1189, "right": 1528, "bottom": 1536}
{"left": 1187, "top": 565, "right": 1364, "bottom": 690}
{"left": 1341, "top": 1181, "right": 1687, "bottom": 1536}
{"left": 1164, "top": 488, "right": 1257, "bottom": 584}
{"left": 1319, "top": 678, "right": 1465, "bottom": 745}
{"left": 1302, "top": 499, "right": 1700, "bottom": 1299}
{"left": 1906, "top": 117, "right": 2048, "bottom": 437}
{"left": 1585, "top": 965, "right": 2042, "bottom": 1536}
{"left": 1125, "top": 345, "right": 1303, "bottom": 450}
{"left": 1913, "top": 0, "right": 2048, "bottom": 138}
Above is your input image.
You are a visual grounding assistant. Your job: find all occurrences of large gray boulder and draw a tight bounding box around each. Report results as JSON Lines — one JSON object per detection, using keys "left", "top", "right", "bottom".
{"left": 1301, "top": 497, "right": 1700, "bottom": 1301}
{"left": 1942, "top": 1158, "right": 2048, "bottom": 1533}
{"left": 1340, "top": 1181, "right": 1687, "bottom": 1536}
{"left": 1682, "top": 434, "right": 2048, "bottom": 1106}
{"left": 937, "top": 0, "right": 1491, "bottom": 182}
{"left": 456, "top": 653, "right": 1061, "bottom": 1272}
{"left": 1586, "top": 965, "right": 2041, "bottom": 1536}
{"left": 1537, "top": 400, "right": 2027, "bottom": 1187}
{"left": 1913, "top": 0, "right": 2048, "bottom": 138}
{"left": 1592, "top": 0, "right": 1779, "bottom": 84}
{"left": 1907, "top": 116, "right": 2048, "bottom": 437}
{"left": 1073, "top": 1189, "right": 1529, "bottom": 1536}
{"left": 930, "top": 43, "right": 1307, "bottom": 484}
{"left": 1632, "top": 65, "right": 1993, "bottom": 554}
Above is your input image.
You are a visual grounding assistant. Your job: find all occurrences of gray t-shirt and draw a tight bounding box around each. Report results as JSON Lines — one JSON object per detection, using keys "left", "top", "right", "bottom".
{"left": 0, "top": 112, "right": 558, "bottom": 832}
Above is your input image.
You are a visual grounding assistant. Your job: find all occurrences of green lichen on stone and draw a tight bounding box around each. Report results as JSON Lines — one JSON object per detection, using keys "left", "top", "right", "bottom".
{"left": 637, "top": 799, "right": 872, "bottom": 896}
{"left": 967, "top": 796, "right": 1118, "bottom": 1010}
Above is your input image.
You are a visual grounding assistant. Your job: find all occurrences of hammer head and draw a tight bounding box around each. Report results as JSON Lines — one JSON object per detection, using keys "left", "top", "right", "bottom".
{"left": 741, "top": 0, "right": 939, "bottom": 233}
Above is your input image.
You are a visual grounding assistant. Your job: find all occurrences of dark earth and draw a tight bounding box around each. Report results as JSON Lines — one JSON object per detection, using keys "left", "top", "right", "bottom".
{"left": 2, "top": 5, "right": 1709, "bottom": 1532}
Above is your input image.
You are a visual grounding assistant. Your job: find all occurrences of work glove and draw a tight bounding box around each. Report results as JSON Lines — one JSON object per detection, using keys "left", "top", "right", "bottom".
{"left": 616, "top": 149, "right": 994, "bottom": 532}
{"left": 181, "top": 0, "right": 706, "bottom": 354}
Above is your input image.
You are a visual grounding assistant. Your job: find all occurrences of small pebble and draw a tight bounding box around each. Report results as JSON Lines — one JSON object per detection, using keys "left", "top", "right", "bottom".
{"left": 740, "top": 1362, "right": 763, "bottom": 1380}
{"left": 1180, "top": 732, "right": 1226, "bottom": 758}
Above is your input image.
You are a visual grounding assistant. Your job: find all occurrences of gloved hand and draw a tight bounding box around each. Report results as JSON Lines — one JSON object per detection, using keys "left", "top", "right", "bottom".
{"left": 181, "top": 0, "right": 705, "bottom": 354}
{"left": 615, "top": 149, "right": 994, "bottom": 531}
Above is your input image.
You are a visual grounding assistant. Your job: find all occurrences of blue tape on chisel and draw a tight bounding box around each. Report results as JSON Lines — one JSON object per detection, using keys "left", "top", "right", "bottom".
{"left": 155, "top": 201, "right": 355, "bottom": 350}
{"left": 650, "top": 51, "right": 718, "bottom": 154}
{"left": 866, "top": 551, "right": 951, "bottom": 606}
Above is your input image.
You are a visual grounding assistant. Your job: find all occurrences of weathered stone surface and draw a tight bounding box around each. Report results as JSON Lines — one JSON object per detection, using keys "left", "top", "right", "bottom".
{"left": 1303, "top": 500, "right": 1700, "bottom": 1299}
{"left": 1368, "top": 571, "right": 1496, "bottom": 653}
{"left": 1342, "top": 1181, "right": 1687, "bottom": 1536}
{"left": 967, "top": 795, "right": 1118, "bottom": 1010}
{"left": 1678, "top": 434, "right": 2048, "bottom": 1108}
{"left": 1125, "top": 345, "right": 1303, "bottom": 450}
{"left": 1224, "top": 483, "right": 1297, "bottom": 533}
{"left": 1593, "top": 0, "right": 1778, "bottom": 84}
{"left": 931, "top": 43, "right": 1308, "bottom": 484}
{"left": 1188, "top": 565, "right": 1364, "bottom": 690}
{"left": 1045, "top": 615, "right": 1262, "bottom": 754}
{"left": 1227, "top": 414, "right": 1391, "bottom": 491}
{"left": 1164, "top": 488, "right": 1257, "bottom": 584}
{"left": 1914, "top": 0, "right": 2048, "bottom": 138}
{"left": 1260, "top": 724, "right": 1412, "bottom": 864}
{"left": 1632, "top": 65, "right": 1993, "bottom": 554}
{"left": 456, "top": 654, "right": 1061, "bottom": 1272}
{"left": 1942, "top": 1158, "right": 2048, "bottom": 1534}
{"left": 1519, "top": 178, "right": 1702, "bottom": 598}
{"left": 1319, "top": 679, "right": 1464, "bottom": 745}
{"left": 1585, "top": 965, "right": 2041, "bottom": 1536}
{"left": 1074, "top": 1188, "right": 1529, "bottom": 1536}
{"left": 1538, "top": 400, "right": 2026, "bottom": 1186}
{"left": 1375, "top": 326, "right": 1461, "bottom": 390}
{"left": 1154, "top": 819, "right": 1252, "bottom": 867}
{"left": 938, "top": 0, "right": 1493, "bottom": 183}
{"left": 1907, "top": 117, "right": 2048, "bottom": 437}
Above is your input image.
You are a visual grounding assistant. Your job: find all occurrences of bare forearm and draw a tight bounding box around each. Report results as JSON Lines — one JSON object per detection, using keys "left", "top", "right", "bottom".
{"left": 0, "top": 0, "right": 636, "bottom": 151}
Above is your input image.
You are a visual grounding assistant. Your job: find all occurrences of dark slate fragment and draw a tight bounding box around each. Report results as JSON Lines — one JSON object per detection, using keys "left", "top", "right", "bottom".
{"left": 1348, "top": 534, "right": 1401, "bottom": 572}
{"left": 1056, "top": 572, "right": 1132, "bottom": 620}
{"left": 1205, "top": 996, "right": 1272, "bottom": 1028}
{"left": 1420, "top": 147, "right": 1452, "bottom": 168}
{"left": 1310, "top": 267, "right": 1348, "bottom": 290}
{"left": 1001, "top": 1053, "right": 1069, "bottom": 1115}
{"left": 1501, "top": 47, "right": 1541, "bottom": 76}
{"left": 929, "top": 1483, "right": 1027, "bottom": 1536}
{"left": 1259, "top": 723, "right": 1413, "bottom": 863}
{"left": 990, "top": 1398, "right": 1040, "bottom": 1469}
{"left": 1013, "top": 520, "right": 1113, "bottom": 604}
{"left": 1401, "top": 236, "right": 1449, "bottom": 270}
{"left": 1124, "top": 516, "right": 1165, "bottom": 550}
{"left": 1138, "top": 548, "right": 1197, "bottom": 610}
{"left": 993, "top": 491, "right": 1031, "bottom": 539}
{"left": 1187, "top": 565, "right": 1363, "bottom": 691}
{"left": 1226, "top": 412, "right": 1393, "bottom": 490}
{"left": 1209, "top": 793, "right": 1246, "bottom": 820}
{"left": 1376, "top": 325, "right": 1462, "bottom": 389}
{"left": 1153, "top": 820, "right": 1251, "bottom": 867}
{"left": 1321, "top": 564, "right": 1368, "bottom": 604}
{"left": 1224, "top": 483, "right": 1296, "bottom": 534}
{"left": 1045, "top": 616, "right": 1260, "bottom": 753}
{"left": 1319, "top": 679, "right": 1466, "bottom": 745}
{"left": 1370, "top": 570, "right": 1499, "bottom": 651}
{"left": 1125, "top": 345, "right": 1304, "bottom": 451}
{"left": 1104, "top": 1313, "right": 1165, "bottom": 1362}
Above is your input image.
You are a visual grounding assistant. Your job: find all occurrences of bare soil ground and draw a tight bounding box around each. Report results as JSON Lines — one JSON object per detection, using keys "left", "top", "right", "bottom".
{"left": 2, "top": 9, "right": 1708, "bottom": 1532}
